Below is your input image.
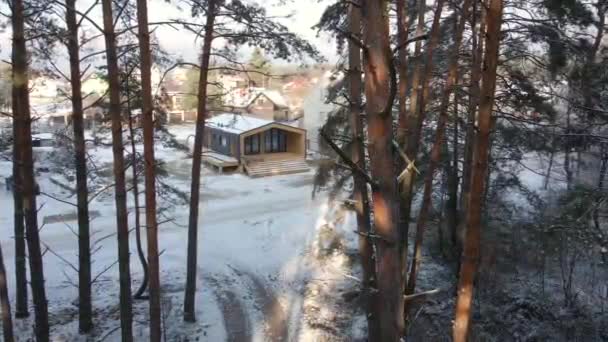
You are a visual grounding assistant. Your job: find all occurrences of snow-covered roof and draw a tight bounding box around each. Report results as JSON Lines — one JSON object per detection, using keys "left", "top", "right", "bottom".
{"left": 224, "top": 88, "right": 289, "bottom": 109}
{"left": 206, "top": 113, "right": 274, "bottom": 134}
{"left": 255, "top": 90, "right": 288, "bottom": 108}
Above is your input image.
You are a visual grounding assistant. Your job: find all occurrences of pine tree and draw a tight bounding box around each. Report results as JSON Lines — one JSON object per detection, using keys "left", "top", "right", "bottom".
{"left": 135, "top": 0, "right": 162, "bottom": 339}
{"left": 12, "top": 0, "right": 50, "bottom": 339}
{"left": 453, "top": 0, "right": 504, "bottom": 339}
{"left": 65, "top": 0, "right": 93, "bottom": 332}
{"left": 101, "top": 0, "right": 133, "bottom": 339}
{"left": 361, "top": 0, "right": 403, "bottom": 339}
{"left": 407, "top": 0, "right": 473, "bottom": 295}
{"left": 181, "top": 0, "right": 320, "bottom": 321}
{"left": 347, "top": 1, "right": 379, "bottom": 339}
{"left": 183, "top": 0, "right": 217, "bottom": 322}
{"left": 0, "top": 242, "right": 14, "bottom": 342}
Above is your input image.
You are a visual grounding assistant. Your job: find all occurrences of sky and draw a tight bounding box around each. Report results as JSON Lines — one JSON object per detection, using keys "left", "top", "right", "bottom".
{"left": 146, "top": 0, "right": 337, "bottom": 65}
{"left": 0, "top": 0, "right": 338, "bottom": 74}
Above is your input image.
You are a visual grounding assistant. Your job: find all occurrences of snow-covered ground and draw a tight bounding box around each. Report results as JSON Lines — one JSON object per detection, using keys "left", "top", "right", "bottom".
{"left": 0, "top": 136, "right": 362, "bottom": 341}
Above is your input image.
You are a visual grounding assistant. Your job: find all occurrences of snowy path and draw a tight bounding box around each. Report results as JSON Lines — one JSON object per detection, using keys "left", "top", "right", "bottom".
{"left": 0, "top": 148, "right": 328, "bottom": 340}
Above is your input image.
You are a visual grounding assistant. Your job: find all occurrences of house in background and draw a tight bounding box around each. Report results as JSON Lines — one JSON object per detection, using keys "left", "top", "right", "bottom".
{"left": 225, "top": 88, "right": 296, "bottom": 122}
{"left": 202, "top": 113, "right": 309, "bottom": 177}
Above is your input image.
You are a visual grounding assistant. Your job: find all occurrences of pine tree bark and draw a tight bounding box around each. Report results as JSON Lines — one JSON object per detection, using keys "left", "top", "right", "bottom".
{"left": 396, "top": 0, "right": 410, "bottom": 294}
{"left": 460, "top": 0, "right": 487, "bottom": 255}
{"left": 65, "top": 0, "right": 93, "bottom": 332}
{"left": 126, "top": 76, "right": 149, "bottom": 301}
{"left": 12, "top": 0, "right": 50, "bottom": 339}
{"left": 0, "top": 241, "right": 14, "bottom": 342}
{"left": 135, "top": 0, "right": 161, "bottom": 339}
{"left": 399, "top": 0, "right": 445, "bottom": 268}
{"left": 564, "top": 106, "right": 573, "bottom": 190}
{"left": 396, "top": 0, "right": 409, "bottom": 147}
{"left": 361, "top": 0, "right": 403, "bottom": 340}
{"left": 348, "top": 2, "right": 379, "bottom": 340}
{"left": 101, "top": 0, "right": 133, "bottom": 339}
{"left": 184, "top": 0, "right": 217, "bottom": 322}
{"left": 11, "top": 51, "right": 27, "bottom": 321}
{"left": 453, "top": 0, "right": 504, "bottom": 340}
{"left": 447, "top": 89, "right": 460, "bottom": 251}
{"left": 407, "top": 0, "right": 472, "bottom": 295}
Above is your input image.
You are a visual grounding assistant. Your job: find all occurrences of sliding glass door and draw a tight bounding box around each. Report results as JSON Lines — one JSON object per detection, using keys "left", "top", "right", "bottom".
{"left": 264, "top": 128, "right": 287, "bottom": 153}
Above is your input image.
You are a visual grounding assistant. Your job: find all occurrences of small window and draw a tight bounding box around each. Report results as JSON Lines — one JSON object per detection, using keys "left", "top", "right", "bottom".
{"left": 220, "top": 135, "right": 228, "bottom": 147}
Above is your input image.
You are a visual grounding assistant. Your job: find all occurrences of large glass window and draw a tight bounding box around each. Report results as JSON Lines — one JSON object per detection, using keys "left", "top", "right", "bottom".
{"left": 245, "top": 134, "right": 261, "bottom": 155}
{"left": 265, "top": 129, "right": 287, "bottom": 153}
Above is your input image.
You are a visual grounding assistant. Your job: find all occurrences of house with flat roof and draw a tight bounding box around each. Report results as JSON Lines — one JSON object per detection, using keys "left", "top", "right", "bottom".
{"left": 202, "top": 113, "right": 309, "bottom": 177}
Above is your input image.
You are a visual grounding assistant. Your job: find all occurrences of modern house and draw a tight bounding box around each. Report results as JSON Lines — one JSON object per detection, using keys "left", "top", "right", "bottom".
{"left": 202, "top": 113, "right": 309, "bottom": 177}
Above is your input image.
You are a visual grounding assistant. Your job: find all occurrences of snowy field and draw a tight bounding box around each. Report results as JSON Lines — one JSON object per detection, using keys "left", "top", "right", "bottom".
{"left": 0, "top": 134, "right": 363, "bottom": 341}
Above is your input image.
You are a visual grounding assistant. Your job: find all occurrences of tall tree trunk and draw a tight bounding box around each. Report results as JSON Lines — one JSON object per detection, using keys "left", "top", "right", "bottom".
{"left": 184, "top": 0, "right": 217, "bottom": 322}
{"left": 544, "top": 126, "right": 556, "bottom": 190}
{"left": 11, "top": 48, "right": 27, "bottom": 321}
{"left": 582, "top": 1, "right": 605, "bottom": 113}
{"left": 66, "top": 0, "right": 93, "bottom": 332}
{"left": 101, "top": 0, "right": 133, "bottom": 339}
{"left": 126, "top": 72, "right": 149, "bottom": 300}
{"left": 0, "top": 242, "right": 14, "bottom": 342}
{"left": 460, "top": 0, "right": 487, "bottom": 255}
{"left": 447, "top": 89, "right": 460, "bottom": 251}
{"left": 396, "top": 0, "right": 410, "bottom": 296}
{"left": 12, "top": 0, "right": 50, "bottom": 340}
{"left": 361, "top": 0, "right": 403, "bottom": 340}
{"left": 135, "top": 0, "right": 161, "bottom": 340}
{"left": 564, "top": 106, "right": 573, "bottom": 190}
{"left": 453, "top": 0, "right": 504, "bottom": 340}
{"left": 593, "top": 144, "right": 608, "bottom": 235}
{"left": 348, "top": 2, "right": 379, "bottom": 340}
{"left": 407, "top": 0, "right": 471, "bottom": 295}
{"left": 399, "top": 0, "right": 446, "bottom": 269}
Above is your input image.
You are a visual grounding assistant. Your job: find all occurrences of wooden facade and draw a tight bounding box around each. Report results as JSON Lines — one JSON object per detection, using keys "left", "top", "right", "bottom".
{"left": 202, "top": 116, "right": 307, "bottom": 175}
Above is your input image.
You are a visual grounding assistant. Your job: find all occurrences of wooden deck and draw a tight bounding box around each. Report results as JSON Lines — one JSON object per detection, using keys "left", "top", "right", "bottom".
{"left": 202, "top": 148, "right": 240, "bottom": 171}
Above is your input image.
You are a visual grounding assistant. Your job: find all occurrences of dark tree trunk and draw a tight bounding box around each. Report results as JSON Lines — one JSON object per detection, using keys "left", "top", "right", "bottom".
{"left": 347, "top": 2, "right": 380, "bottom": 340}
{"left": 407, "top": 0, "right": 471, "bottom": 295}
{"left": 453, "top": 0, "right": 504, "bottom": 340}
{"left": 184, "top": 0, "right": 217, "bottom": 322}
{"left": 135, "top": 0, "right": 161, "bottom": 339}
{"left": 11, "top": 49, "right": 27, "bottom": 321}
{"left": 361, "top": 0, "right": 404, "bottom": 339}
{"left": 396, "top": 0, "right": 410, "bottom": 297}
{"left": 564, "top": 106, "right": 573, "bottom": 190}
{"left": 447, "top": 92, "right": 460, "bottom": 252}
{"left": 0, "top": 242, "right": 14, "bottom": 342}
{"left": 12, "top": 0, "right": 49, "bottom": 339}
{"left": 460, "top": 0, "right": 487, "bottom": 255}
{"left": 101, "top": 0, "right": 133, "bottom": 339}
{"left": 66, "top": 0, "right": 93, "bottom": 333}
{"left": 126, "top": 69, "right": 149, "bottom": 300}
{"left": 399, "top": 1, "right": 446, "bottom": 279}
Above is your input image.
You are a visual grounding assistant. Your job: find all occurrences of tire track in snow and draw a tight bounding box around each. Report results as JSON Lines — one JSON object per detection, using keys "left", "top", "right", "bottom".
{"left": 201, "top": 272, "right": 252, "bottom": 342}
{"left": 227, "top": 265, "right": 289, "bottom": 342}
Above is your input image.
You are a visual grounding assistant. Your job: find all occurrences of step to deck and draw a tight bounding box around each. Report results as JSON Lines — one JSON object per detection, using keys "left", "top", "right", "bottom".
{"left": 245, "top": 158, "right": 310, "bottom": 177}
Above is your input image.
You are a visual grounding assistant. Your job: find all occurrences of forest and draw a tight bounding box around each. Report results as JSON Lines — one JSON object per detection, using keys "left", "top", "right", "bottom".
{"left": 0, "top": 0, "right": 607, "bottom": 341}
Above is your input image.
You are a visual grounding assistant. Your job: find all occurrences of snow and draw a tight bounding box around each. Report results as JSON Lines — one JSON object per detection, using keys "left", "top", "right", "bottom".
{"left": 207, "top": 113, "right": 274, "bottom": 134}
{"left": 0, "top": 136, "right": 360, "bottom": 340}
{"left": 32, "top": 133, "right": 55, "bottom": 140}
